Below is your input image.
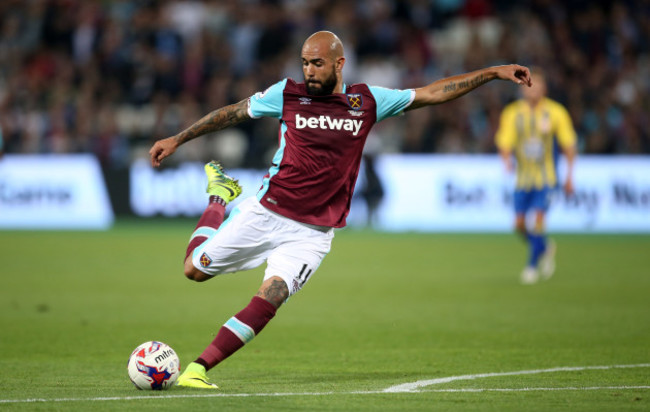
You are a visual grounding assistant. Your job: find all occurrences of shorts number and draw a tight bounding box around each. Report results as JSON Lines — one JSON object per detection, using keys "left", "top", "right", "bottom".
{"left": 297, "top": 264, "right": 313, "bottom": 287}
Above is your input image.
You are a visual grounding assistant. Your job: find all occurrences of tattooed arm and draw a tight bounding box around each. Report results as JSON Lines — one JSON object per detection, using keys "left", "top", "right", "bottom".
{"left": 149, "top": 99, "right": 251, "bottom": 167}
{"left": 407, "top": 65, "right": 532, "bottom": 111}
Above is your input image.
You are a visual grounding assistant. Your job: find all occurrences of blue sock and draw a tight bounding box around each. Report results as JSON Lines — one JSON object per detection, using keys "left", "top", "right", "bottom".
{"left": 527, "top": 233, "right": 547, "bottom": 267}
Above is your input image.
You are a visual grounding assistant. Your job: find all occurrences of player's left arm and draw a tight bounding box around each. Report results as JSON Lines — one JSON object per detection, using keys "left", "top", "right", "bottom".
{"left": 407, "top": 65, "right": 531, "bottom": 111}
{"left": 555, "top": 104, "right": 578, "bottom": 196}
{"left": 562, "top": 145, "right": 576, "bottom": 196}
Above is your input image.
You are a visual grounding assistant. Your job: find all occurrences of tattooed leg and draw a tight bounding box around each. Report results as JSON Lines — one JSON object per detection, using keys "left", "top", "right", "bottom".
{"left": 256, "top": 276, "right": 290, "bottom": 309}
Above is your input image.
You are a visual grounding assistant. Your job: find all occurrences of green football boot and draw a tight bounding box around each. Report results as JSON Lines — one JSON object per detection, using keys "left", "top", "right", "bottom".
{"left": 176, "top": 362, "right": 219, "bottom": 389}
{"left": 204, "top": 160, "right": 242, "bottom": 204}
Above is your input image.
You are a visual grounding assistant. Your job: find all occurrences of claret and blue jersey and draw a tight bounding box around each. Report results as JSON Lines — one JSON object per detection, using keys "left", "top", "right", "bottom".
{"left": 247, "top": 78, "right": 414, "bottom": 228}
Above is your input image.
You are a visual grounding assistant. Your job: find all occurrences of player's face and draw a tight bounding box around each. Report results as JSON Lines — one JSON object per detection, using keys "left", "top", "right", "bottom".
{"left": 302, "top": 57, "right": 338, "bottom": 96}
{"left": 522, "top": 73, "right": 547, "bottom": 104}
{"left": 301, "top": 39, "right": 341, "bottom": 96}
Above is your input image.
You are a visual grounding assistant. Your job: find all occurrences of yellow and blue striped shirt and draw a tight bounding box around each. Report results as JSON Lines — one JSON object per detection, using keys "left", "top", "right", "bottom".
{"left": 495, "top": 97, "right": 576, "bottom": 190}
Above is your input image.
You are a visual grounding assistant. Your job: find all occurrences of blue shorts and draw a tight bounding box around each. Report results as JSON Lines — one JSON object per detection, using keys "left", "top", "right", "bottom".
{"left": 514, "top": 187, "right": 553, "bottom": 214}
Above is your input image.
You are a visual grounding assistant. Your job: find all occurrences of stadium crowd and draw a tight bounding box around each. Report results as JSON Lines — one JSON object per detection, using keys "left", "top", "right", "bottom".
{"left": 0, "top": 0, "right": 648, "bottom": 168}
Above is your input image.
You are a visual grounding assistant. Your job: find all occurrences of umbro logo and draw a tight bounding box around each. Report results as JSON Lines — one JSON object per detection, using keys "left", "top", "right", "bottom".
{"left": 299, "top": 97, "right": 312, "bottom": 105}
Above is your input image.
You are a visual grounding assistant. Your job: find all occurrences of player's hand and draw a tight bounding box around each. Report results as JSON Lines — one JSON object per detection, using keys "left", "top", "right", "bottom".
{"left": 500, "top": 151, "right": 515, "bottom": 173}
{"left": 495, "top": 65, "right": 532, "bottom": 87}
{"left": 563, "top": 178, "right": 575, "bottom": 196}
{"left": 149, "top": 137, "right": 179, "bottom": 167}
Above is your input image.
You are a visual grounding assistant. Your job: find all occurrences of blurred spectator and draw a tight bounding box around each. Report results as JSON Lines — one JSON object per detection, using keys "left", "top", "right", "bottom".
{"left": 0, "top": 0, "right": 648, "bottom": 169}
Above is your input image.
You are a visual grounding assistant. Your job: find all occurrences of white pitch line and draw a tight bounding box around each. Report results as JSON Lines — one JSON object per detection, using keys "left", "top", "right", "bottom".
{"left": 423, "top": 386, "right": 650, "bottom": 393}
{"left": 0, "top": 363, "right": 648, "bottom": 404}
{"left": 2, "top": 386, "right": 649, "bottom": 404}
{"left": 0, "top": 392, "right": 353, "bottom": 404}
{"left": 382, "top": 363, "right": 650, "bottom": 393}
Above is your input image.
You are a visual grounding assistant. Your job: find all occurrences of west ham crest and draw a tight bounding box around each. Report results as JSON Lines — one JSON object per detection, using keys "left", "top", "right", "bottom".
{"left": 199, "top": 252, "right": 212, "bottom": 267}
{"left": 346, "top": 94, "right": 363, "bottom": 110}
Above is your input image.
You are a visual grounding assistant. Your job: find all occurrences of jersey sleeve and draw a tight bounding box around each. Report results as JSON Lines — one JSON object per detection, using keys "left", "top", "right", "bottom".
{"left": 248, "top": 78, "right": 287, "bottom": 119}
{"left": 369, "top": 86, "right": 415, "bottom": 122}
{"left": 553, "top": 103, "right": 577, "bottom": 150}
{"left": 495, "top": 104, "right": 517, "bottom": 152}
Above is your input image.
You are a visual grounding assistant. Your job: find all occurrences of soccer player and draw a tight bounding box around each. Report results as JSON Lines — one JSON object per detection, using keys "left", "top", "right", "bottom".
{"left": 149, "top": 31, "right": 532, "bottom": 388}
{"left": 495, "top": 68, "right": 577, "bottom": 284}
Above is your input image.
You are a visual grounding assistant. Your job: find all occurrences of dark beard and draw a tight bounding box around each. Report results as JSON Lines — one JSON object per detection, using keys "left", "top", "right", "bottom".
{"left": 305, "top": 71, "right": 337, "bottom": 96}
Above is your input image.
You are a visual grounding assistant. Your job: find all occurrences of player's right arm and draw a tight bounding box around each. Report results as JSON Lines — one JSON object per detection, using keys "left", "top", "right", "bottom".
{"left": 495, "top": 104, "right": 517, "bottom": 173}
{"left": 149, "top": 99, "right": 251, "bottom": 167}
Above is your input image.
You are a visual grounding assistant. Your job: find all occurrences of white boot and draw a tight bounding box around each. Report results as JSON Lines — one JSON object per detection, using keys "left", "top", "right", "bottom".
{"left": 520, "top": 266, "right": 539, "bottom": 284}
{"left": 539, "top": 239, "right": 557, "bottom": 280}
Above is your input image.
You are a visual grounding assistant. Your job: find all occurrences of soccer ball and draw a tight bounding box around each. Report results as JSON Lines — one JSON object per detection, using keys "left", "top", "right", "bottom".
{"left": 127, "top": 341, "right": 181, "bottom": 390}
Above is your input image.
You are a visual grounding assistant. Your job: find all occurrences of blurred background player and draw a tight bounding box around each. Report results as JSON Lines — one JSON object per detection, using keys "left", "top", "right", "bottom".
{"left": 495, "top": 68, "right": 577, "bottom": 284}
{"left": 360, "top": 152, "right": 385, "bottom": 228}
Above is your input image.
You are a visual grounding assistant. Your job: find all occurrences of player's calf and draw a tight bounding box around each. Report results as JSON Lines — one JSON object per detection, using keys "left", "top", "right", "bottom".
{"left": 514, "top": 219, "right": 527, "bottom": 240}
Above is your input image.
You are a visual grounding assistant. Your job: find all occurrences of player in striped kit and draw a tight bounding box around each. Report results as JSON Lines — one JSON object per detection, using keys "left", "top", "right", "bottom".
{"left": 495, "top": 69, "right": 577, "bottom": 285}
{"left": 149, "top": 31, "right": 532, "bottom": 388}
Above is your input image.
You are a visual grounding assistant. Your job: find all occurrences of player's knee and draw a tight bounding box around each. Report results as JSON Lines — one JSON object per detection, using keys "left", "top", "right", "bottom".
{"left": 183, "top": 259, "right": 210, "bottom": 282}
{"left": 533, "top": 215, "right": 546, "bottom": 234}
{"left": 184, "top": 270, "right": 210, "bottom": 282}
{"left": 514, "top": 219, "right": 527, "bottom": 235}
{"left": 515, "top": 223, "right": 526, "bottom": 235}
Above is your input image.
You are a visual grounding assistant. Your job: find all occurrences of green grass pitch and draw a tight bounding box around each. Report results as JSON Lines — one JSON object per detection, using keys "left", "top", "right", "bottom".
{"left": 1, "top": 219, "right": 648, "bottom": 411}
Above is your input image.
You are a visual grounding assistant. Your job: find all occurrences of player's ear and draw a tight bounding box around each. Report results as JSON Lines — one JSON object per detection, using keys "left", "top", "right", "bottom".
{"left": 336, "top": 56, "right": 345, "bottom": 73}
